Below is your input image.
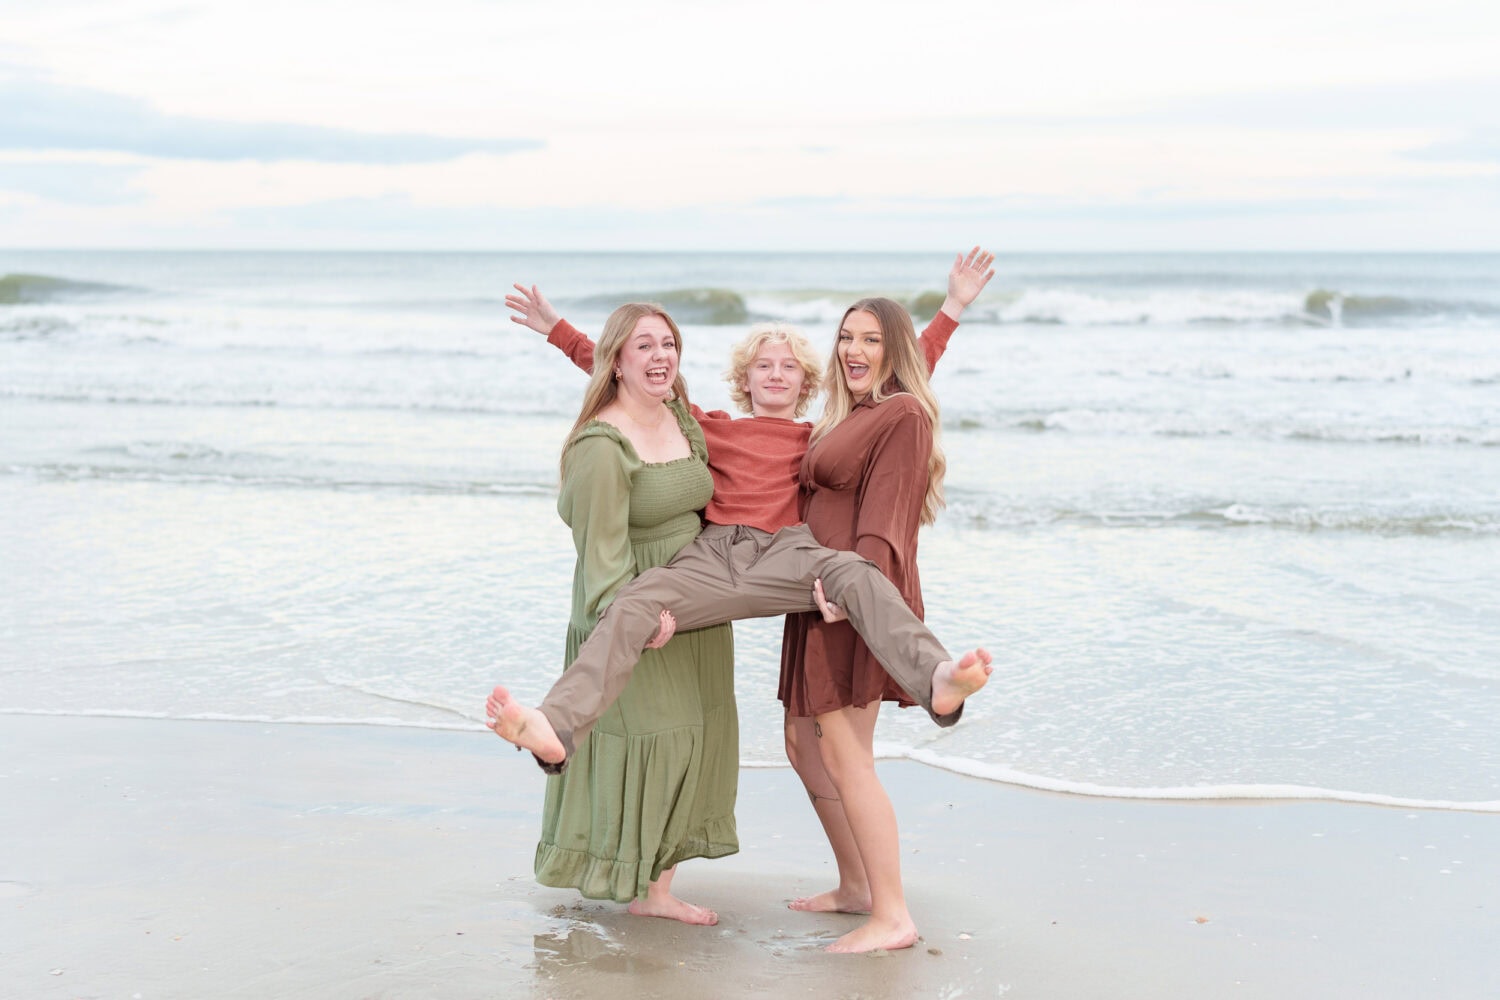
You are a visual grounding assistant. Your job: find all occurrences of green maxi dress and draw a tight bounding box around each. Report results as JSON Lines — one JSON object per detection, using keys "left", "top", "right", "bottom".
{"left": 536, "top": 399, "right": 739, "bottom": 901}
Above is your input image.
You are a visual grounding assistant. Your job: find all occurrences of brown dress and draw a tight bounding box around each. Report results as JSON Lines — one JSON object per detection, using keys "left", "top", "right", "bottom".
{"left": 778, "top": 388, "right": 933, "bottom": 716}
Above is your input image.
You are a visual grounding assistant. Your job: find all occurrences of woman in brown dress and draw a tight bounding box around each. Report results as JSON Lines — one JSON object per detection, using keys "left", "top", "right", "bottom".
{"left": 778, "top": 296, "right": 948, "bottom": 953}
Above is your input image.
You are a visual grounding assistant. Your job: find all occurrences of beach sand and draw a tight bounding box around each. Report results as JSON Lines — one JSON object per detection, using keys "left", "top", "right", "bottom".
{"left": 2, "top": 715, "right": 1493, "bottom": 999}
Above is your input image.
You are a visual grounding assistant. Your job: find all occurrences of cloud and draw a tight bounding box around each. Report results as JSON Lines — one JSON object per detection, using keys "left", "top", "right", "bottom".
{"left": 212, "top": 190, "right": 1388, "bottom": 252}
{"left": 3, "top": 183, "right": 1492, "bottom": 250}
{"left": 1406, "top": 129, "right": 1500, "bottom": 163}
{"left": 753, "top": 195, "right": 858, "bottom": 209}
{"left": 751, "top": 192, "right": 1375, "bottom": 223}
{"left": 1134, "top": 78, "right": 1500, "bottom": 131}
{"left": 0, "top": 162, "right": 147, "bottom": 205}
{"left": 0, "top": 78, "right": 543, "bottom": 164}
{"left": 230, "top": 194, "right": 505, "bottom": 234}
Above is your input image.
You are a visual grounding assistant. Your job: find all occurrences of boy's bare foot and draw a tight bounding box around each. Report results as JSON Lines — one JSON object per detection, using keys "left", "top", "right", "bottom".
{"left": 485, "top": 685, "right": 565, "bottom": 765}
{"left": 826, "top": 915, "right": 920, "bottom": 954}
{"left": 787, "top": 887, "right": 872, "bottom": 914}
{"left": 628, "top": 894, "right": 719, "bottom": 925}
{"left": 931, "top": 648, "right": 993, "bottom": 717}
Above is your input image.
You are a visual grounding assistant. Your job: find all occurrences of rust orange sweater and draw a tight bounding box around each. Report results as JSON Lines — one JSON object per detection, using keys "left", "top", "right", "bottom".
{"left": 545, "top": 312, "right": 955, "bottom": 534}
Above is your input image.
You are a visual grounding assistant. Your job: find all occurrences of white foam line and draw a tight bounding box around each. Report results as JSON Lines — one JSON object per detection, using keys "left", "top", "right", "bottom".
{"left": 0, "top": 707, "right": 486, "bottom": 733}
{"left": 320, "top": 679, "right": 477, "bottom": 722}
{"left": 899, "top": 747, "right": 1500, "bottom": 814}
{"left": 11, "top": 709, "right": 1497, "bottom": 813}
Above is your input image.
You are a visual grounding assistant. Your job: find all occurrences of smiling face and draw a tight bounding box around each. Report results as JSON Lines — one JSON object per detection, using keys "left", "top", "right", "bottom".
{"left": 836, "top": 309, "right": 885, "bottom": 400}
{"left": 615, "top": 314, "right": 679, "bottom": 401}
{"left": 742, "top": 340, "right": 806, "bottom": 419}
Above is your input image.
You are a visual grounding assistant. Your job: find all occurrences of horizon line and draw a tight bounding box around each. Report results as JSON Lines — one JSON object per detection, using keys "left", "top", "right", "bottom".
{"left": 4, "top": 246, "right": 1499, "bottom": 256}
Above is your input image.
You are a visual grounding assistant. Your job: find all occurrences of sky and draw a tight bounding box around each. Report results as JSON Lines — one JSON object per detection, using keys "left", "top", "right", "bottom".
{"left": 1, "top": 0, "right": 1498, "bottom": 251}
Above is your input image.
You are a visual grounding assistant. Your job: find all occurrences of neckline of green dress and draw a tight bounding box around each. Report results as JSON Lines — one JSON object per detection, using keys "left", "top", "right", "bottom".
{"left": 579, "top": 398, "right": 702, "bottom": 467}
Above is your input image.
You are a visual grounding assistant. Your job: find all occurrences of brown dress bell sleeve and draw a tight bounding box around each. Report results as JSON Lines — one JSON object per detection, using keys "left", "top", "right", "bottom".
{"left": 778, "top": 393, "right": 933, "bottom": 716}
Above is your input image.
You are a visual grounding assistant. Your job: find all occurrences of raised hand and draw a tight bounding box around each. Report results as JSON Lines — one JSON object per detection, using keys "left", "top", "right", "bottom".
{"left": 946, "top": 246, "right": 996, "bottom": 312}
{"left": 505, "top": 282, "right": 562, "bottom": 335}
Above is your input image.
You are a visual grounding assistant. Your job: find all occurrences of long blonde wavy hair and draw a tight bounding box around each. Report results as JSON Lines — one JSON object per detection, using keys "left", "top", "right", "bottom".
{"left": 560, "top": 302, "right": 690, "bottom": 476}
{"left": 811, "top": 297, "right": 946, "bottom": 525}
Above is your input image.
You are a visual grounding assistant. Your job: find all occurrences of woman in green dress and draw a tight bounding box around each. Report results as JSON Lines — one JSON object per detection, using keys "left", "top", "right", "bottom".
{"left": 533, "top": 302, "right": 738, "bottom": 925}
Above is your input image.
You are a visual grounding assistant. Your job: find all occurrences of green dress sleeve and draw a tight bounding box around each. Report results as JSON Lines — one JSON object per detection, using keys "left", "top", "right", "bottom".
{"left": 558, "top": 428, "right": 640, "bottom": 630}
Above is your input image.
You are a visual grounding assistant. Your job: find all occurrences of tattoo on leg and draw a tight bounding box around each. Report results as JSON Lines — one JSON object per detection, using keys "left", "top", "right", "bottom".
{"left": 814, "top": 721, "right": 823, "bottom": 738}
{"left": 806, "top": 789, "right": 841, "bottom": 805}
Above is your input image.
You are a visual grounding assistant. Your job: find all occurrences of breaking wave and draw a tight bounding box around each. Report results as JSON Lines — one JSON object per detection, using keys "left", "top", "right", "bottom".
{"left": 965, "top": 410, "right": 1500, "bottom": 447}
{"left": 942, "top": 493, "right": 1500, "bottom": 536}
{"left": 971, "top": 287, "right": 1500, "bottom": 328}
{"left": 0, "top": 273, "right": 130, "bottom": 305}
{"left": 555, "top": 284, "right": 1500, "bottom": 329}
{"left": 573, "top": 288, "right": 752, "bottom": 325}
{"left": 9, "top": 270, "right": 1496, "bottom": 334}
{"left": 4, "top": 459, "right": 557, "bottom": 497}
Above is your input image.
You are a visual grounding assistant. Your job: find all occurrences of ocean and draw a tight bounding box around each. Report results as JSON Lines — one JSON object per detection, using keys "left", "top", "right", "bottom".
{"left": 2, "top": 250, "right": 1497, "bottom": 812}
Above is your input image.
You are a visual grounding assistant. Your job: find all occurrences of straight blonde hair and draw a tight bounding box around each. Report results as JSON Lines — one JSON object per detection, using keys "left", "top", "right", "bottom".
{"left": 811, "top": 297, "right": 946, "bottom": 525}
{"left": 560, "top": 302, "right": 689, "bottom": 476}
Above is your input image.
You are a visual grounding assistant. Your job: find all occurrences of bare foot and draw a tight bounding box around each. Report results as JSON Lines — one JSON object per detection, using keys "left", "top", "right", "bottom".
{"left": 484, "top": 685, "right": 565, "bottom": 765}
{"left": 787, "top": 888, "right": 871, "bottom": 914}
{"left": 628, "top": 895, "right": 719, "bottom": 926}
{"left": 931, "top": 647, "right": 993, "bottom": 716}
{"left": 826, "top": 915, "right": 920, "bottom": 954}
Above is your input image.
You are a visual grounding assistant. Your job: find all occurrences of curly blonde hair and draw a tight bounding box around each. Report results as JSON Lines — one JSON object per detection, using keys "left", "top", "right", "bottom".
{"left": 723, "top": 322, "right": 823, "bottom": 418}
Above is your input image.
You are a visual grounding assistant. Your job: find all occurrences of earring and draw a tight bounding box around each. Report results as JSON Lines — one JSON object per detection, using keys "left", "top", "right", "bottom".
{"left": 614, "top": 369, "right": 622, "bottom": 381}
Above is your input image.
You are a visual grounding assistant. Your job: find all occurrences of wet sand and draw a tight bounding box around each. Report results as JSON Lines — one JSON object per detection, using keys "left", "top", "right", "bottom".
{"left": 1, "top": 714, "right": 1494, "bottom": 999}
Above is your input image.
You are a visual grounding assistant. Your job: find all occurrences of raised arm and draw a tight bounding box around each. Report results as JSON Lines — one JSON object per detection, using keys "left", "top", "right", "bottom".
{"left": 919, "top": 245, "right": 996, "bottom": 374}
{"left": 506, "top": 282, "right": 596, "bottom": 373}
{"left": 939, "top": 246, "right": 995, "bottom": 323}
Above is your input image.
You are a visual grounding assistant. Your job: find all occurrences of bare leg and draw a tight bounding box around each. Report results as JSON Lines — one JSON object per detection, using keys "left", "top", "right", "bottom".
{"left": 627, "top": 866, "right": 718, "bottom": 926}
{"left": 930, "top": 648, "right": 994, "bottom": 717}
{"left": 783, "top": 713, "right": 871, "bottom": 914}
{"left": 813, "top": 703, "right": 919, "bottom": 954}
{"left": 485, "top": 685, "right": 565, "bottom": 765}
